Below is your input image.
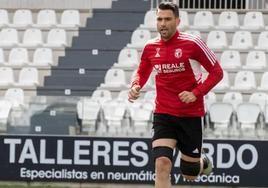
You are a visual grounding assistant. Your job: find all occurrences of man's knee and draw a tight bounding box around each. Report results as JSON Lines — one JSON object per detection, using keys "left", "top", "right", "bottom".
{"left": 180, "top": 159, "right": 201, "bottom": 180}
{"left": 152, "top": 146, "right": 173, "bottom": 162}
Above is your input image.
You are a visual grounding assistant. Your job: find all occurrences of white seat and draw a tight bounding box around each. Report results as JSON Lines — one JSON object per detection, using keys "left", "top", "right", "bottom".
{"left": 255, "top": 31, "right": 268, "bottom": 50}
{"left": 34, "top": 9, "right": 57, "bottom": 28}
{"left": 10, "top": 9, "right": 33, "bottom": 28}
{"left": 91, "top": 89, "right": 112, "bottom": 104}
{"left": 191, "top": 10, "right": 214, "bottom": 30}
{"left": 243, "top": 51, "right": 267, "bottom": 70}
{"left": 102, "top": 100, "right": 127, "bottom": 129}
{"left": 130, "top": 69, "right": 154, "bottom": 90}
{"left": 44, "top": 29, "right": 67, "bottom": 48}
{"left": 206, "top": 30, "right": 228, "bottom": 50}
{"left": 178, "top": 10, "right": 189, "bottom": 31}
{"left": 4, "top": 88, "right": 25, "bottom": 109}
{"left": 209, "top": 102, "right": 233, "bottom": 137}
{"left": 127, "top": 29, "right": 151, "bottom": 48}
{"left": 249, "top": 92, "right": 268, "bottom": 111}
{"left": 0, "top": 9, "right": 9, "bottom": 27}
{"left": 58, "top": 10, "right": 81, "bottom": 28}
{"left": 15, "top": 67, "right": 39, "bottom": 87}
{"left": 0, "top": 48, "right": 5, "bottom": 64}
{"left": 212, "top": 70, "right": 230, "bottom": 92}
{"left": 129, "top": 100, "right": 153, "bottom": 135}
{"left": 263, "top": 104, "right": 268, "bottom": 126}
{"left": 0, "top": 28, "right": 19, "bottom": 48}
{"left": 20, "top": 28, "right": 43, "bottom": 48}
{"left": 241, "top": 11, "right": 264, "bottom": 31}
{"left": 32, "top": 48, "right": 53, "bottom": 66}
{"left": 0, "top": 67, "right": 15, "bottom": 86}
{"left": 8, "top": 48, "right": 29, "bottom": 66}
{"left": 258, "top": 72, "right": 268, "bottom": 91}
{"left": 222, "top": 92, "right": 243, "bottom": 110}
{"left": 0, "top": 99, "right": 12, "bottom": 129}
{"left": 144, "top": 90, "right": 156, "bottom": 103}
{"left": 232, "top": 71, "right": 256, "bottom": 91}
{"left": 216, "top": 11, "right": 239, "bottom": 31}
{"left": 204, "top": 92, "right": 217, "bottom": 112}
{"left": 140, "top": 10, "right": 156, "bottom": 30}
{"left": 113, "top": 48, "right": 139, "bottom": 69}
{"left": 236, "top": 102, "right": 261, "bottom": 135}
{"left": 230, "top": 31, "right": 253, "bottom": 50}
{"left": 100, "top": 68, "right": 127, "bottom": 89}
{"left": 184, "top": 30, "right": 201, "bottom": 38}
{"left": 77, "top": 98, "right": 101, "bottom": 133}
{"left": 116, "top": 90, "right": 129, "bottom": 102}
{"left": 220, "top": 50, "right": 241, "bottom": 70}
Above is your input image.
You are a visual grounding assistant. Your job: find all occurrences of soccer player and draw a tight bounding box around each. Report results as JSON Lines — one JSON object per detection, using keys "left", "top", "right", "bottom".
{"left": 128, "top": 2, "right": 223, "bottom": 188}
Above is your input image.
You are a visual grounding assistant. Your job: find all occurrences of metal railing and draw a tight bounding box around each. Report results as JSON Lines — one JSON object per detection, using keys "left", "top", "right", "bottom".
{"left": 151, "top": 0, "right": 268, "bottom": 10}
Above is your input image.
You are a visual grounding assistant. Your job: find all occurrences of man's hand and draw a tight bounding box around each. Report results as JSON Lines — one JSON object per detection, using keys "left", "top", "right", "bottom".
{"left": 128, "top": 85, "right": 141, "bottom": 103}
{"left": 178, "top": 91, "right": 197, "bottom": 104}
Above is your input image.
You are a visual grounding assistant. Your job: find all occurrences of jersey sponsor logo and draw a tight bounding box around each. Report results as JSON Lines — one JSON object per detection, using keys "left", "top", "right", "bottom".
{"left": 174, "top": 48, "right": 182, "bottom": 59}
{"left": 155, "top": 48, "right": 160, "bottom": 57}
{"left": 154, "top": 62, "right": 185, "bottom": 74}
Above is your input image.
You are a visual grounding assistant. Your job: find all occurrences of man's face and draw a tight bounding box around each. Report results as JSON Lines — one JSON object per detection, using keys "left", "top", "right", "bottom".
{"left": 156, "top": 9, "right": 180, "bottom": 41}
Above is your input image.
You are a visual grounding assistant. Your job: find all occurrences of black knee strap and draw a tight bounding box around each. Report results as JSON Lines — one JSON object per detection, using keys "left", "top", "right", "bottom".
{"left": 180, "top": 159, "right": 200, "bottom": 176}
{"left": 152, "top": 146, "right": 173, "bottom": 162}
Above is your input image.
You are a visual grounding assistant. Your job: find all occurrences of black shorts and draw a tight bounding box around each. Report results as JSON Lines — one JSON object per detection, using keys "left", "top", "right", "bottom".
{"left": 152, "top": 113, "right": 203, "bottom": 158}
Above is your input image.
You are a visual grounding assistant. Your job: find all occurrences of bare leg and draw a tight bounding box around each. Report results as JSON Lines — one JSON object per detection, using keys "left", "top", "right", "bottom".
{"left": 152, "top": 138, "right": 177, "bottom": 188}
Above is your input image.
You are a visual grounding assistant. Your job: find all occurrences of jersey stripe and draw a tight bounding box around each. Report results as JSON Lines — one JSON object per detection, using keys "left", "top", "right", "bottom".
{"left": 178, "top": 33, "right": 217, "bottom": 65}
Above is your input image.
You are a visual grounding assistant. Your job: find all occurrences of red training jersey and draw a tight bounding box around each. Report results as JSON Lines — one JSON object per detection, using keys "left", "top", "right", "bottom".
{"left": 131, "top": 31, "right": 223, "bottom": 117}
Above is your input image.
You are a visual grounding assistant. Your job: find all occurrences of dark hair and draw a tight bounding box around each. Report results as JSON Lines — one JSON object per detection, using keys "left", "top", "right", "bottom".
{"left": 158, "top": 2, "right": 179, "bottom": 17}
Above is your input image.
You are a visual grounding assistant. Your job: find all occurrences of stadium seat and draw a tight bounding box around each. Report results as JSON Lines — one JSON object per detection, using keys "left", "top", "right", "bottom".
{"left": 0, "top": 28, "right": 19, "bottom": 48}
{"left": 231, "top": 70, "right": 256, "bottom": 91}
{"left": 116, "top": 90, "right": 129, "bottom": 102}
{"left": 178, "top": 10, "right": 190, "bottom": 31}
{"left": 220, "top": 50, "right": 241, "bottom": 70}
{"left": 212, "top": 70, "right": 230, "bottom": 92}
{"left": 222, "top": 92, "right": 243, "bottom": 110}
{"left": 0, "top": 48, "right": 5, "bottom": 64}
{"left": 32, "top": 48, "right": 53, "bottom": 66}
{"left": 140, "top": 10, "right": 157, "bottom": 30}
{"left": 206, "top": 30, "right": 228, "bottom": 50}
{"left": 127, "top": 28, "right": 151, "bottom": 48}
{"left": 44, "top": 29, "right": 67, "bottom": 48}
{"left": 0, "top": 67, "right": 15, "bottom": 87}
{"left": 0, "top": 99, "right": 12, "bottom": 130}
{"left": 91, "top": 89, "right": 112, "bottom": 104}
{"left": 230, "top": 31, "right": 253, "bottom": 50}
{"left": 129, "top": 69, "right": 155, "bottom": 90}
{"left": 255, "top": 31, "right": 268, "bottom": 50}
{"left": 4, "top": 88, "right": 25, "bottom": 109}
{"left": 143, "top": 90, "right": 156, "bottom": 103}
{"left": 249, "top": 92, "right": 268, "bottom": 111}
{"left": 236, "top": 102, "right": 261, "bottom": 137}
{"left": 216, "top": 11, "right": 239, "bottom": 31}
{"left": 8, "top": 48, "right": 29, "bottom": 66}
{"left": 100, "top": 68, "right": 127, "bottom": 89}
{"left": 34, "top": 9, "right": 57, "bottom": 28}
{"left": 58, "top": 10, "right": 81, "bottom": 29}
{"left": 113, "top": 48, "right": 139, "bottom": 69}
{"left": 204, "top": 92, "right": 217, "bottom": 112}
{"left": 258, "top": 72, "right": 268, "bottom": 91}
{"left": 241, "top": 11, "right": 264, "bottom": 31}
{"left": 243, "top": 51, "right": 267, "bottom": 70}
{"left": 102, "top": 100, "right": 127, "bottom": 132}
{"left": 0, "top": 9, "right": 9, "bottom": 27}
{"left": 10, "top": 9, "right": 33, "bottom": 28}
{"left": 20, "top": 28, "right": 43, "bottom": 48}
{"left": 77, "top": 98, "right": 101, "bottom": 133}
{"left": 209, "top": 102, "right": 233, "bottom": 137}
{"left": 191, "top": 10, "right": 214, "bottom": 30}
{"left": 184, "top": 30, "right": 201, "bottom": 38}
{"left": 15, "top": 67, "right": 39, "bottom": 87}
